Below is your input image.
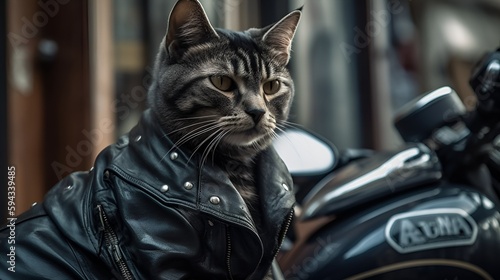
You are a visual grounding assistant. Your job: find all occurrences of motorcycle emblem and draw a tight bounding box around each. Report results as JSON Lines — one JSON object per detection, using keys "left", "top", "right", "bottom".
{"left": 385, "top": 208, "right": 478, "bottom": 253}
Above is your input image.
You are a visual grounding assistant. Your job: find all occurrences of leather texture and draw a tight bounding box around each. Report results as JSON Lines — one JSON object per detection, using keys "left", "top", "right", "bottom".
{"left": 0, "top": 109, "right": 294, "bottom": 280}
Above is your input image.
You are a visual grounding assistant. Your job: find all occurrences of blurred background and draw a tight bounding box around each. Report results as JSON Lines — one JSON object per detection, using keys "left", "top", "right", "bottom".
{"left": 2, "top": 0, "right": 500, "bottom": 218}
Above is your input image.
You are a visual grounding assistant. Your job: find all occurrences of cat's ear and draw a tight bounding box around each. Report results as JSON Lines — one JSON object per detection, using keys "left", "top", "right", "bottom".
{"left": 165, "top": 0, "right": 219, "bottom": 57}
{"left": 262, "top": 9, "right": 302, "bottom": 66}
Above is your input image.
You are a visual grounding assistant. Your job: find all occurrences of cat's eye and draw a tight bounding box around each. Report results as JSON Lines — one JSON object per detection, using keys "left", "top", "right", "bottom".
{"left": 210, "top": 75, "right": 236, "bottom": 92}
{"left": 263, "top": 80, "right": 281, "bottom": 95}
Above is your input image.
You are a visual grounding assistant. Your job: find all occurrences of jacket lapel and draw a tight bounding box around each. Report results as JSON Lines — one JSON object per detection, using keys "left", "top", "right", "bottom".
{"left": 254, "top": 147, "right": 295, "bottom": 257}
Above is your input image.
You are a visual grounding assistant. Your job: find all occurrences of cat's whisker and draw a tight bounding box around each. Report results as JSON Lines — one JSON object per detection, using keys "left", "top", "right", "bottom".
{"left": 274, "top": 126, "right": 297, "bottom": 146}
{"left": 159, "top": 119, "right": 218, "bottom": 142}
{"left": 275, "top": 126, "right": 291, "bottom": 138}
{"left": 199, "top": 131, "right": 221, "bottom": 169}
{"left": 166, "top": 119, "right": 216, "bottom": 136}
{"left": 251, "top": 141, "right": 259, "bottom": 152}
{"left": 276, "top": 122, "right": 304, "bottom": 143}
{"left": 270, "top": 130, "right": 280, "bottom": 141}
{"left": 274, "top": 126, "right": 285, "bottom": 133}
{"left": 273, "top": 125, "right": 307, "bottom": 161}
{"left": 280, "top": 120, "right": 303, "bottom": 129}
{"left": 200, "top": 130, "right": 231, "bottom": 170}
{"left": 159, "top": 122, "right": 222, "bottom": 163}
{"left": 169, "top": 122, "right": 221, "bottom": 150}
{"left": 202, "top": 135, "right": 221, "bottom": 168}
{"left": 188, "top": 127, "right": 225, "bottom": 165}
{"left": 209, "top": 130, "right": 230, "bottom": 166}
{"left": 173, "top": 115, "right": 218, "bottom": 121}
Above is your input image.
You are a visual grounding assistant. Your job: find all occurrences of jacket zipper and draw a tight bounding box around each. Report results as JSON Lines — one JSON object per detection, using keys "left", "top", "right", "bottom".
{"left": 226, "top": 225, "right": 234, "bottom": 280}
{"left": 274, "top": 209, "right": 294, "bottom": 259}
{"left": 225, "top": 210, "right": 293, "bottom": 279}
{"left": 97, "top": 204, "right": 134, "bottom": 280}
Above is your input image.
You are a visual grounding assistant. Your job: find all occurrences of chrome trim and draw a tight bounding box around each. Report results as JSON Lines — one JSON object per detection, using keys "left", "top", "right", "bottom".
{"left": 301, "top": 144, "right": 442, "bottom": 220}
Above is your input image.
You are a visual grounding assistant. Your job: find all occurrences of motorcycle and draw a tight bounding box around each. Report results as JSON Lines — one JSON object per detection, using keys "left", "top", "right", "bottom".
{"left": 272, "top": 47, "right": 500, "bottom": 279}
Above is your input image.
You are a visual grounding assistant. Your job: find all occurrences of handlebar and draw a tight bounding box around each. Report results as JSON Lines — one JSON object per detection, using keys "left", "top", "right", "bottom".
{"left": 394, "top": 46, "right": 500, "bottom": 200}
{"left": 461, "top": 48, "right": 500, "bottom": 163}
{"left": 470, "top": 47, "right": 500, "bottom": 116}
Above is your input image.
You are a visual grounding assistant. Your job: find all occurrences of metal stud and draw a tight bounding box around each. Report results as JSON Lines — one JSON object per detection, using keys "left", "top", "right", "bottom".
{"left": 160, "top": 185, "right": 169, "bottom": 193}
{"left": 65, "top": 185, "right": 73, "bottom": 190}
{"left": 184, "top": 182, "right": 193, "bottom": 190}
{"left": 135, "top": 135, "right": 142, "bottom": 142}
{"left": 209, "top": 196, "right": 221, "bottom": 205}
{"left": 282, "top": 183, "right": 290, "bottom": 191}
{"left": 170, "top": 152, "right": 179, "bottom": 160}
{"left": 208, "top": 220, "right": 214, "bottom": 227}
{"left": 89, "top": 166, "right": 94, "bottom": 172}
{"left": 104, "top": 170, "right": 110, "bottom": 179}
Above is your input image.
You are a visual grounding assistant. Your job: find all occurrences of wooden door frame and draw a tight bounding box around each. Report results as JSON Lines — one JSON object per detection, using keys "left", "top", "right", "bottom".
{"left": 6, "top": 0, "right": 97, "bottom": 214}
{"left": 1, "top": 1, "right": 7, "bottom": 221}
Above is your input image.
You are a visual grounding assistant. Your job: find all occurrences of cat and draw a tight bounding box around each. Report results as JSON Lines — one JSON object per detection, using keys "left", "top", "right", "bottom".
{"left": 0, "top": 1, "right": 302, "bottom": 279}
{"left": 149, "top": 0, "right": 301, "bottom": 219}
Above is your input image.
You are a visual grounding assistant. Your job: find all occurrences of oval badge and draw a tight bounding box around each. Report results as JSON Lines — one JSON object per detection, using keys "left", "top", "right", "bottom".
{"left": 385, "top": 208, "right": 478, "bottom": 253}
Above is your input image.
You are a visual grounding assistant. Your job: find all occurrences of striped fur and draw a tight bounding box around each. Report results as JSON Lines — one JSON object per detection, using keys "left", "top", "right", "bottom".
{"left": 148, "top": 0, "right": 300, "bottom": 212}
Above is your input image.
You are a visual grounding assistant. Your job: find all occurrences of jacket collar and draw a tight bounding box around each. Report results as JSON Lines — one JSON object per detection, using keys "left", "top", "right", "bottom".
{"left": 109, "top": 109, "right": 295, "bottom": 231}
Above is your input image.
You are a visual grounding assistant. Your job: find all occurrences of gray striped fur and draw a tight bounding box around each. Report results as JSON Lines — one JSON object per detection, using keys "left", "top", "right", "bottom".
{"left": 148, "top": 0, "right": 301, "bottom": 213}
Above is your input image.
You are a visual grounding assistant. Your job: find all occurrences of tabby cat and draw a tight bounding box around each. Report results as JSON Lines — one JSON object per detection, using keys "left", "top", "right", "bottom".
{"left": 0, "top": 1, "right": 303, "bottom": 279}
{"left": 149, "top": 0, "right": 301, "bottom": 217}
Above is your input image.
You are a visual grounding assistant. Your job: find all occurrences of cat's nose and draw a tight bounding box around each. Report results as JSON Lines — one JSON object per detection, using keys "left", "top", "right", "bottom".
{"left": 246, "top": 108, "right": 265, "bottom": 124}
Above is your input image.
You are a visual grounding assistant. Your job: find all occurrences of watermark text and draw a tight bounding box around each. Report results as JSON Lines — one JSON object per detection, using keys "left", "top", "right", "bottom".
{"left": 6, "top": 166, "right": 17, "bottom": 273}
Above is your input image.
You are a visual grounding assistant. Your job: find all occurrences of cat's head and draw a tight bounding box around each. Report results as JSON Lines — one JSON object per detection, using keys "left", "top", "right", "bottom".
{"left": 149, "top": 0, "right": 301, "bottom": 160}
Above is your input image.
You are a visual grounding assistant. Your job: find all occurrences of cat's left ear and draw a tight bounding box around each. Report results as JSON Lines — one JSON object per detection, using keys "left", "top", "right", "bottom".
{"left": 262, "top": 9, "right": 302, "bottom": 65}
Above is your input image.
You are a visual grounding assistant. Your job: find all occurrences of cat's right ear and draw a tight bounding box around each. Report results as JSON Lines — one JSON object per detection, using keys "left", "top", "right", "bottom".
{"left": 165, "top": 0, "right": 219, "bottom": 58}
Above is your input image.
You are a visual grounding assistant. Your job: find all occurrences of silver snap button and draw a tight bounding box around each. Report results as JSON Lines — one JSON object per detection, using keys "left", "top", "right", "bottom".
{"left": 135, "top": 135, "right": 142, "bottom": 142}
{"left": 208, "top": 220, "right": 214, "bottom": 227}
{"left": 170, "top": 152, "right": 179, "bottom": 160}
{"left": 65, "top": 185, "right": 73, "bottom": 190}
{"left": 160, "top": 185, "right": 169, "bottom": 193}
{"left": 184, "top": 182, "right": 193, "bottom": 190}
{"left": 31, "top": 202, "right": 38, "bottom": 207}
{"left": 104, "top": 170, "right": 110, "bottom": 179}
{"left": 282, "top": 183, "right": 290, "bottom": 191}
{"left": 209, "top": 196, "right": 221, "bottom": 205}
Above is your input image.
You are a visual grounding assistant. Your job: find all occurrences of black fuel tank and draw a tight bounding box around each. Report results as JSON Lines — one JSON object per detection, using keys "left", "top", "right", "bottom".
{"left": 281, "top": 184, "right": 500, "bottom": 280}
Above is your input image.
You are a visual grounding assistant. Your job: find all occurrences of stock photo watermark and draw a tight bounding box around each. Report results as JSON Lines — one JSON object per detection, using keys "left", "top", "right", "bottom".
{"left": 8, "top": 0, "right": 70, "bottom": 48}
{"left": 339, "top": 0, "right": 404, "bottom": 63}
{"left": 213, "top": 0, "right": 243, "bottom": 20}
{"left": 51, "top": 118, "right": 114, "bottom": 179}
{"left": 51, "top": 66, "right": 154, "bottom": 179}
{"left": 284, "top": 235, "right": 340, "bottom": 280}
{"left": 6, "top": 166, "right": 17, "bottom": 273}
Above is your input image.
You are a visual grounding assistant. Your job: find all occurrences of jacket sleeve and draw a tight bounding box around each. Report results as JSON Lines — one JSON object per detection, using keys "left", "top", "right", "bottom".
{"left": 0, "top": 204, "right": 108, "bottom": 280}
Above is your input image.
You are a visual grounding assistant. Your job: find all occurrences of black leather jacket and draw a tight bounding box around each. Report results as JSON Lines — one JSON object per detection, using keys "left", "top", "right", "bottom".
{"left": 0, "top": 110, "right": 294, "bottom": 280}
